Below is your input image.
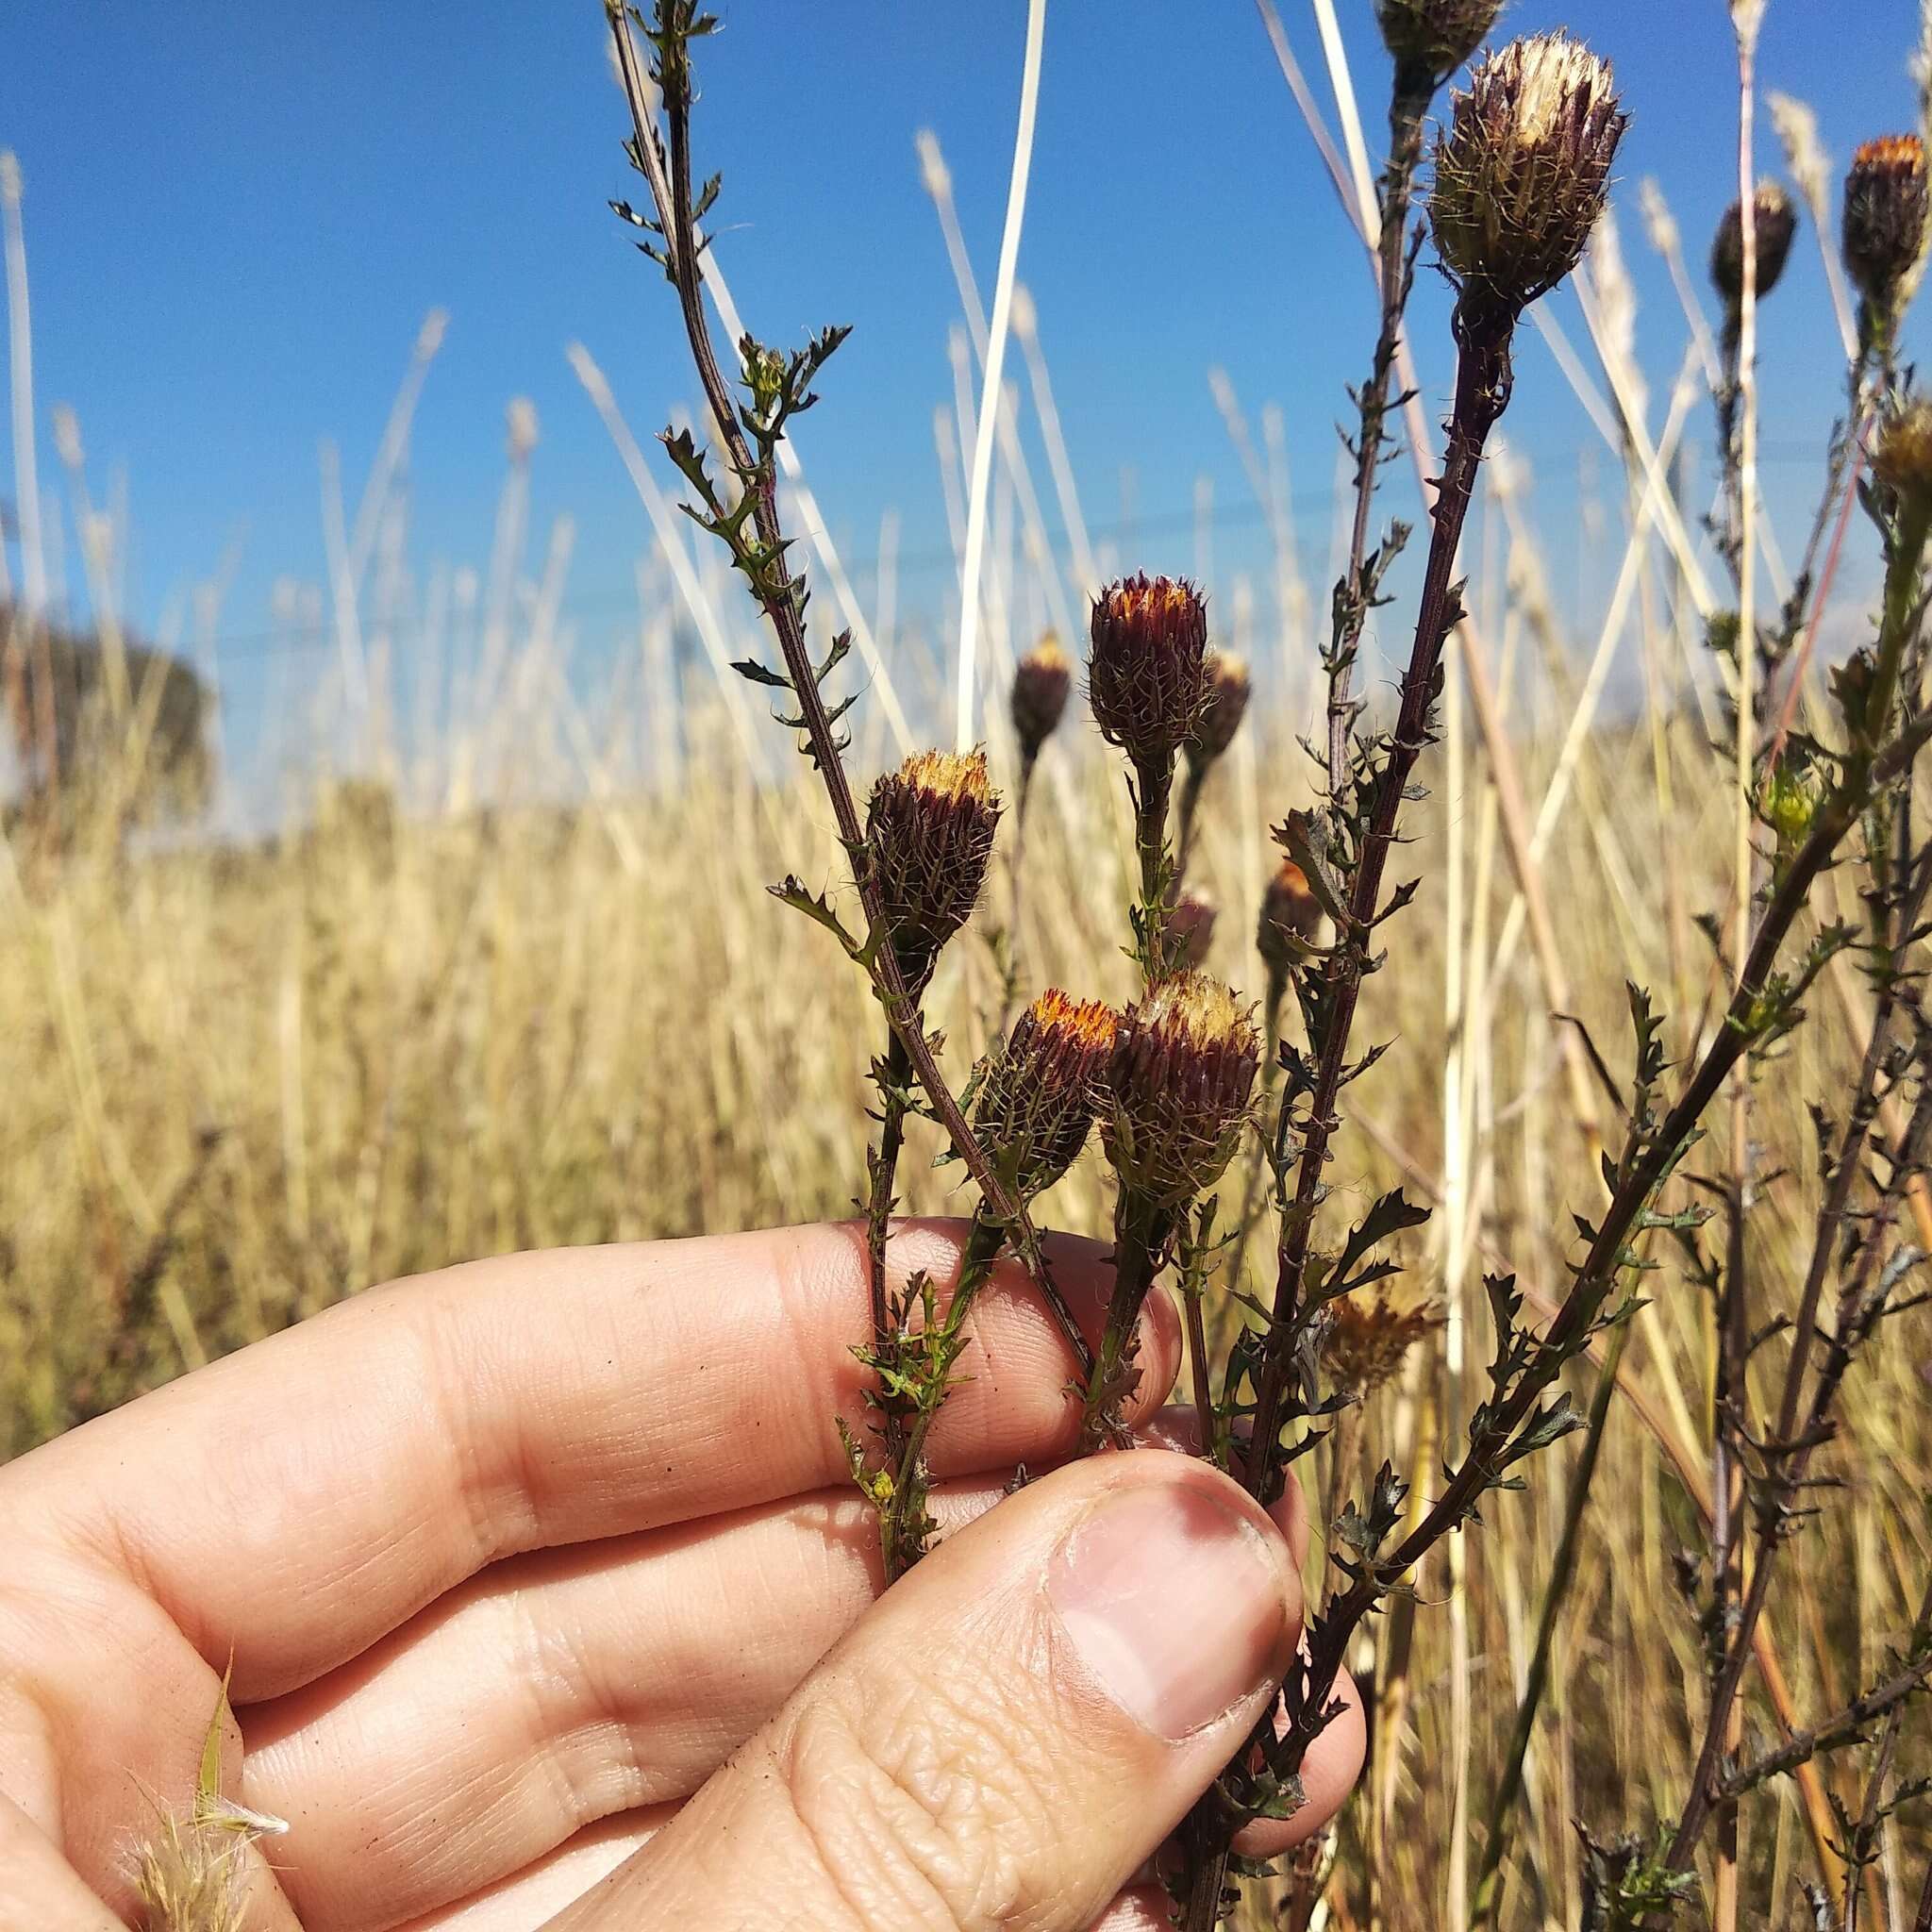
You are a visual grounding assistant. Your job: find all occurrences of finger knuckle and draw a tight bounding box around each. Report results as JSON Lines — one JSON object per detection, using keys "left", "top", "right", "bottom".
{"left": 776, "top": 1674, "right": 1073, "bottom": 1932}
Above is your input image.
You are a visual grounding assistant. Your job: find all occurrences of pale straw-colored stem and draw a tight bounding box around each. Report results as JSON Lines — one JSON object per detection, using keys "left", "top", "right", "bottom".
{"left": 953, "top": 0, "right": 1047, "bottom": 753}
{"left": 567, "top": 343, "right": 772, "bottom": 784}
{"left": 1307, "top": 0, "right": 1379, "bottom": 243}
{"left": 1011, "top": 289, "right": 1098, "bottom": 592}
{"left": 319, "top": 438, "right": 374, "bottom": 741}
{"left": 1, "top": 153, "right": 45, "bottom": 617}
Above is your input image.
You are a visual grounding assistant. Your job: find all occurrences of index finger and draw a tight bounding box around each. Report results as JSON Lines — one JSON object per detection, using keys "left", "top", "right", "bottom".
{"left": 7, "top": 1220, "right": 1177, "bottom": 1702}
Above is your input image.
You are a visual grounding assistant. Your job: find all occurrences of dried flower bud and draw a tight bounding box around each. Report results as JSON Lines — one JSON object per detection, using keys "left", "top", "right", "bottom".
{"left": 865, "top": 748, "right": 1002, "bottom": 991}
{"left": 1257, "top": 859, "right": 1322, "bottom": 981}
{"left": 1429, "top": 33, "right": 1629, "bottom": 331}
{"left": 1089, "top": 574, "right": 1209, "bottom": 770}
{"left": 1870, "top": 393, "right": 1932, "bottom": 510}
{"left": 1843, "top": 135, "right": 1930, "bottom": 321}
{"left": 972, "top": 990, "right": 1120, "bottom": 1197}
{"left": 1322, "top": 1289, "right": 1444, "bottom": 1394}
{"left": 1185, "top": 651, "right": 1252, "bottom": 772}
{"left": 1170, "top": 890, "right": 1218, "bottom": 968}
{"left": 1374, "top": 0, "right": 1503, "bottom": 95}
{"left": 1104, "top": 973, "right": 1259, "bottom": 1208}
{"left": 1710, "top": 181, "right": 1798, "bottom": 310}
{"left": 1010, "top": 634, "right": 1073, "bottom": 764}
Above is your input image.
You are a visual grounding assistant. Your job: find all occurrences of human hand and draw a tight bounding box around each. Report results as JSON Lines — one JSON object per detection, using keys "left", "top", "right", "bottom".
{"left": 1, "top": 1220, "right": 1362, "bottom": 1931}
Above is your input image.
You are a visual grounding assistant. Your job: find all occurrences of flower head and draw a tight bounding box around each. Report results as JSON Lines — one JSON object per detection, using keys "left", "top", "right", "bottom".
{"left": 865, "top": 748, "right": 1002, "bottom": 991}
{"left": 1709, "top": 181, "right": 1799, "bottom": 310}
{"left": 1430, "top": 33, "right": 1628, "bottom": 330}
{"left": 1843, "top": 134, "right": 1930, "bottom": 321}
{"left": 1088, "top": 574, "right": 1209, "bottom": 769}
{"left": 1257, "top": 858, "right": 1322, "bottom": 981}
{"left": 1870, "top": 392, "right": 1932, "bottom": 511}
{"left": 1374, "top": 0, "right": 1503, "bottom": 95}
{"left": 972, "top": 990, "right": 1120, "bottom": 1197}
{"left": 1011, "top": 634, "right": 1073, "bottom": 765}
{"left": 1322, "top": 1289, "right": 1444, "bottom": 1394}
{"left": 1104, "top": 973, "right": 1259, "bottom": 1208}
{"left": 1185, "top": 650, "right": 1252, "bottom": 773}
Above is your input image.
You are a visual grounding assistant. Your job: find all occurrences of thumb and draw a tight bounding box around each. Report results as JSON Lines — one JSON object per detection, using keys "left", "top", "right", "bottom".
{"left": 556, "top": 1449, "right": 1302, "bottom": 1932}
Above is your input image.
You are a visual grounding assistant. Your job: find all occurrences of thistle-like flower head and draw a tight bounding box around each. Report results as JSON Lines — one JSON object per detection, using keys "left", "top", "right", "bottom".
{"left": 1429, "top": 32, "right": 1628, "bottom": 331}
{"left": 1374, "top": 0, "right": 1504, "bottom": 95}
{"left": 972, "top": 989, "right": 1120, "bottom": 1197}
{"left": 1011, "top": 634, "right": 1073, "bottom": 764}
{"left": 1710, "top": 180, "right": 1798, "bottom": 310}
{"left": 1185, "top": 650, "right": 1253, "bottom": 773}
{"left": 1088, "top": 573, "right": 1209, "bottom": 769}
{"left": 865, "top": 748, "right": 1002, "bottom": 991}
{"left": 1870, "top": 392, "right": 1932, "bottom": 511}
{"left": 1322, "top": 1288, "right": 1444, "bottom": 1394}
{"left": 1103, "top": 973, "right": 1259, "bottom": 1208}
{"left": 1257, "top": 858, "right": 1322, "bottom": 981}
{"left": 1843, "top": 134, "right": 1930, "bottom": 320}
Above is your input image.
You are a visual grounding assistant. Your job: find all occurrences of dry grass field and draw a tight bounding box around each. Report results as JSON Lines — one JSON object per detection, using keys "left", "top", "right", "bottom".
{"left": 2, "top": 680, "right": 1926, "bottom": 1926}
{"left": 5, "top": 4, "right": 1932, "bottom": 1926}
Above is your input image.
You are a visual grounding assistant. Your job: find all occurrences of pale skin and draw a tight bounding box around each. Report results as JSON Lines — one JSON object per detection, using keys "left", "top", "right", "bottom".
{"left": 0, "top": 1219, "right": 1364, "bottom": 1931}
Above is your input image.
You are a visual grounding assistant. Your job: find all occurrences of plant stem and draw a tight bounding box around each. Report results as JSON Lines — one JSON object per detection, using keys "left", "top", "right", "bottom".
{"left": 1132, "top": 754, "right": 1175, "bottom": 978}
{"left": 607, "top": 4, "right": 1091, "bottom": 1377}
{"left": 1081, "top": 1190, "right": 1172, "bottom": 1450}
{"left": 1174, "top": 758, "right": 1207, "bottom": 888}
{"left": 1187, "top": 705, "right": 1932, "bottom": 1932}
{"left": 1663, "top": 1067, "right": 1932, "bottom": 1877}
{"left": 1718, "top": 1647, "right": 1932, "bottom": 1807}
{"left": 1325, "top": 84, "right": 1430, "bottom": 799}
{"left": 1183, "top": 1286, "right": 1216, "bottom": 1461}
{"left": 1176, "top": 315, "right": 1514, "bottom": 1932}
{"left": 865, "top": 1032, "right": 914, "bottom": 1461}
{"left": 1223, "top": 977, "right": 1287, "bottom": 1299}
{"left": 1842, "top": 1572, "right": 1932, "bottom": 1928}
{"left": 995, "top": 750, "right": 1039, "bottom": 1036}
{"left": 880, "top": 1210, "right": 1008, "bottom": 1581}
{"left": 1657, "top": 496, "right": 1932, "bottom": 1886}
{"left": 1247, "top": 318, "right": 1514, "bottom": 1512}
{"left": 1469, "top": 1316, "right": 1633, "bottom": 1928}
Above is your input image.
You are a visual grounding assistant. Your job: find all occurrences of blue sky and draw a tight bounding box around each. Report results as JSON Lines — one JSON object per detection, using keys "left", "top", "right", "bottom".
{"left": 2, "top": 2, "right": 1927, "bottom": 774}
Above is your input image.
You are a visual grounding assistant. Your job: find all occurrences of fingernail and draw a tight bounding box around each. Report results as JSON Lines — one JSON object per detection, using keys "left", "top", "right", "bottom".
{"left": 1047, "top": 1477, "right": 1291, "bottom": 1740}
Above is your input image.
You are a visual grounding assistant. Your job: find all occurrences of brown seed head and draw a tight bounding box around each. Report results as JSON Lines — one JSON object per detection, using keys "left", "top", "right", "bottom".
{"left": 1710, "top": 181, "right": 1798, "bottom": 310}
{"left": 1257, "top": 858, "right": 1322, "bottom": 981}
{"left": 1010, "top": 634, "right": 1073, "bottom": 765}
{"left": 1186, "top": 650, "right": 1253, "bottom": 772}
{"left": 1843, "top": 135, "right": 1930, "bottom": 319}
{"left": 1374, "top": 0, "right": 1504, "bottom": 95}
{"left": 1169, "top": 890, "right": 1219, "bottom": 969}
{"left": 865, "top": 748, "right": 1002, "bottom": 991}
{"left": 1322, "top": 1289, "right": 1445, "bottom": 1395}
{"left": 1104, "top": 973, "right": 1259, "bottom": 1208}
{"left": 1089, "top": 573, "right": 1209, "bottom": 769}
{"left": 1871, "top": 393, "right": 1932, "bottom": 510}
{"left": 1429, "top": 33, "right": 1628, "bottom": 331}
{"left": 972, "top": 989, "right": 1120, "bottom": 1197}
